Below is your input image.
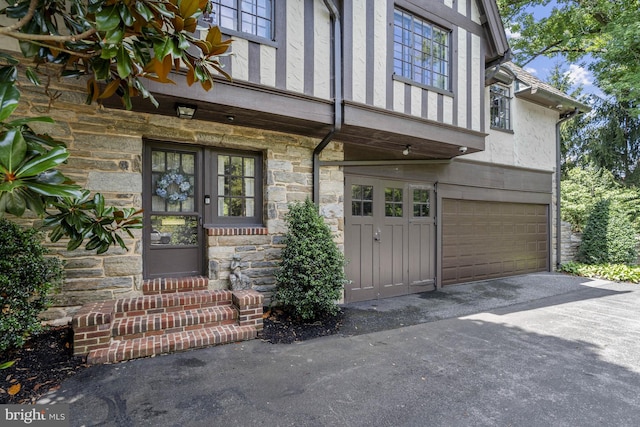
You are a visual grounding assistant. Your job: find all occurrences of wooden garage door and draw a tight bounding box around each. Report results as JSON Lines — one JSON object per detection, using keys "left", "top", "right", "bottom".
{"left": 442, "top": 200, "right": 549, "bottom": 286}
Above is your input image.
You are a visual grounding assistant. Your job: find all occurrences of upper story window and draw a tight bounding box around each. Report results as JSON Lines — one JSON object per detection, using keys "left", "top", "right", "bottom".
{"left": 490, "top": 84, "right": 511, "bottom": 130}
{"left": 393, "top": 9, "right": 450, "bottom": 91}
{"left": 201, "top": 0, "right": 273, "bottom": 39}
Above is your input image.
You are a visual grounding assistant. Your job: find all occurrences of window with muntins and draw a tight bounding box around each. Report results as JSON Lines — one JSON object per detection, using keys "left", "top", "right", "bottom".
{"left": 214, "top": 151, "right": 262, "bottom": 225}
{"left": 393, "top": 8, "right": 450, "bottom": 90}
{"left": 201, "top": 0, "right": 272, "bottom": 39}
{"left": 490, "top": 84, "right": 511, "bottom": 130}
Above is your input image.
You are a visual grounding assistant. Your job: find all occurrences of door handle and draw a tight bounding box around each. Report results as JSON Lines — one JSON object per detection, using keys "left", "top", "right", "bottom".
{"left": 374, "top": 228, "right": 381, "bottom": 242}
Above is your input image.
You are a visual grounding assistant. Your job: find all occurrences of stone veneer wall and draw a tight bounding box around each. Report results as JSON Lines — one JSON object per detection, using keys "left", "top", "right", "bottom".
{"left": 12, "top": 80, "right": 343, "bottom": 323}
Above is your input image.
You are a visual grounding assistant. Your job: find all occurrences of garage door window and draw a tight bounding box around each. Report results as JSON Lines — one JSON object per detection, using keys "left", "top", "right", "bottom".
{"left": 413, "top": 189, "right": 430, "bottom": 217}
{"left": 385, "top": 188, "right": 403, "bottom": 217}
{"left": 352, "top": 184, "right": 373, "bottom": 216}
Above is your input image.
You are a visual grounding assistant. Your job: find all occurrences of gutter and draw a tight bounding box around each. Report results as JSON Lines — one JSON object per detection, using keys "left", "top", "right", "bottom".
{"left": 555, "top": 108, "right": 581, "bottom": 269}
{"left": 313, "top": 0, "right": 342, "bottom": 204}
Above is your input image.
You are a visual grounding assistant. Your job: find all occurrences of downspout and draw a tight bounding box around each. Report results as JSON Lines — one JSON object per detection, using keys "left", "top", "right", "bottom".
{"left": 314, "top": 0, "right": 342, "bottom": 204}
{"left": 555, "top": 108, "right": 580, "bottom": 269}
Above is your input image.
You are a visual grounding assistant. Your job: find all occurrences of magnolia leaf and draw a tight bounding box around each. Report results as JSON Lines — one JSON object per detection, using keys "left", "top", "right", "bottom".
{"left": 15, "top": 146, "right": 70, "bottom": 178}
{"left": 179, "top": 0, "right": 200, "bottom": 19}
{"left": 8, "top": 383, "right": 20, "bottom": 396}
{"left": 25, "top": 68, "right": 41, "bottom": 86}
{"left": 24, "top": 182, "right": 83, "bottom": 198}
{"left": 2, "top": 191, "right": 27, "bottom": 216}
{"left": 95, "top": 6, "right": 121, "bottom": 31}
{"left": 0, "top": 360, "right": 15, "bottom": 369}
{"left": 0, "top": 66, "right": 18, "bottom": 84}
{"left": 116, "top": 46, "right": 133, "bottom": 79}
{"left": 98, "top": 79, "right": 122, "bottom": 99}
{"left": 0, "top": 129, "right": 27, "bottom": 172}
{"left": 183, "top": 17, "right": 197, "bottom": 33}
{"left": 0, "top": 82, "right": 20, "bottom": 122}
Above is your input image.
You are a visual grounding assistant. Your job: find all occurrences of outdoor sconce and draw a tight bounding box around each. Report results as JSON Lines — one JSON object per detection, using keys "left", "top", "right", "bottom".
{"left": 402, "top": 145, "right": 412, "bottom": 156}
{"left": 176, "top": 104, "right": 197, "bottom": 119}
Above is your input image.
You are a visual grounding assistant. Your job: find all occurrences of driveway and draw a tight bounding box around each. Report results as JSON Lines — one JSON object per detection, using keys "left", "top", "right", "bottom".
{"left": 41, "top": 273, "right": 640, "bottom": 426}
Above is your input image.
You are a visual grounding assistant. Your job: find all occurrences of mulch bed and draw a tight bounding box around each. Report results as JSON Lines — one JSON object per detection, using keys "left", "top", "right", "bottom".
{"left": 0, "top": 309, "right": 344, "bottom": 404}
{"left": 0, "top": 326, "right": 87, "bottom": 404}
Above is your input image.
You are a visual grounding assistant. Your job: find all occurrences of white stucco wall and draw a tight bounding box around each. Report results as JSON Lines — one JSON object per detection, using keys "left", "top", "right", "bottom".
{"left": 465, "top": 87, "right": 559, "bottom": 171}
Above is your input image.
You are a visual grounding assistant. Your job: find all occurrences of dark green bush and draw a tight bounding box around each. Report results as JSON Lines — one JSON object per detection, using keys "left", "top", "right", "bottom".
{"left": 577, "top": 199, "right": 638, "bottom": 265}
{"left": 274, "top": 199, "right": 347, "bottom": 321}
{"left": 0, "top": 219, "right": 63, "bottom": 352}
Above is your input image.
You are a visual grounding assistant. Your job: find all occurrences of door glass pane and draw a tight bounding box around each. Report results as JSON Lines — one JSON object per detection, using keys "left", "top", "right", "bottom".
{"left": 152, "top": 151, "right": 165, "bottom": 172}
{"left": 150, "top": 215, "right": 198, "bottom": 246}
{"left": 385, "top": 187, "right": 403, "bottom": 217}
{"left": 151, "top": 149, "right": 196, "bottom": 213}
{"left": 351, "top": 184, "right": 374, "bottom": 217}
{"left": 413, "top": 189, "right": 430, "bottom": 217}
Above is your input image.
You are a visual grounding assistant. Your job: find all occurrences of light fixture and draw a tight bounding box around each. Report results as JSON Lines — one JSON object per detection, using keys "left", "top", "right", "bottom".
{"left": 402, "top": 145, "right": 411, "bottom": 156}
{"left": 226, "top": 115, "right": 235, "bottom": 122}
{"left": 458, "top": 146, "right": 468, "bottom": 154}
{"left": 176, "top": 104, "right": 197, "bottom": 119}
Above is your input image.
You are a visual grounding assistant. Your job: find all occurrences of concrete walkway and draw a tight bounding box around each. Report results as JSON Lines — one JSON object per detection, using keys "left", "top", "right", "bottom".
{"left": 41, "top": 273, "right": 640, "bottom": 426}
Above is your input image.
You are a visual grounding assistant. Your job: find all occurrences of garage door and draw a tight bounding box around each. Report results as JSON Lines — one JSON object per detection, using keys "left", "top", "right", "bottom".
{"left": 442, "top": 200, "right": 549, "bottom": 286}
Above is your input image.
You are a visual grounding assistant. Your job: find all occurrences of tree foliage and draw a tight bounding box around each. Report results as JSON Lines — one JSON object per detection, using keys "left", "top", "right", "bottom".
{"left": 561, "top": 167, "right": 640, "bottom": 233}
{"left": 0, "top": 0, "right": 232, "bottom": 109}
{"left": 497, "top": 0, "right": 640, "bottom": 107}
{"left": 0, "top": 0, "right": 233, "bottom": 250}
{"left": 0, "top": 58, "right": 142, "bottom": 252}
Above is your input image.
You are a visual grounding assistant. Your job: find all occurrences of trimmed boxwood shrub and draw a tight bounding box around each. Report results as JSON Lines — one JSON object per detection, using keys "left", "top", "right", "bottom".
{"left": 577, "top": 199, "right": 638, "bottom": 265}
{"left": 0, "top": 219, "right": 63, "bottom": 352}
{"left": 274, "top": 199, "right": 348, "bottom": 321}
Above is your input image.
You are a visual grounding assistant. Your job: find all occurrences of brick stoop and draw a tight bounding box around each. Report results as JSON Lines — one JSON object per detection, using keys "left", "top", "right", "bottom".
{"left": 72, "top": 277, "right": 263, "bottom": 364}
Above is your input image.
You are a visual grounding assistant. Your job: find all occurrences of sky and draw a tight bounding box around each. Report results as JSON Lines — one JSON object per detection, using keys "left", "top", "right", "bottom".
{"left": 503, "top": 2, "right": 603, "bottom": 99}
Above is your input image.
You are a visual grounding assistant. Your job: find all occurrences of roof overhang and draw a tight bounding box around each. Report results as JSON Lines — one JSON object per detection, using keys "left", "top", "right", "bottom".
{"left": 515, "top": 87, "right": 591, "bottom": 116}
{"left": 478, "top": 0, "right": 511, "bottom": 64}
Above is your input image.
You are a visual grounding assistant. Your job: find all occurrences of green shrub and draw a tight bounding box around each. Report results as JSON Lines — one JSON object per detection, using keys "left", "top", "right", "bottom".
{"left": 0, "top": 219, "right": 63, "bottom": 352}
{"left": 577, "top": 199, "right": 638, "bottom": 265}
{"left": 274, "top": 199, "right": 348, "bottom": 321}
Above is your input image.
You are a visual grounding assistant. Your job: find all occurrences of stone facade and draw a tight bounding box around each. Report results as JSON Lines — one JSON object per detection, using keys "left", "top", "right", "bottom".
{"left": 12, "top": 80, "right": 343, "bottom": 323}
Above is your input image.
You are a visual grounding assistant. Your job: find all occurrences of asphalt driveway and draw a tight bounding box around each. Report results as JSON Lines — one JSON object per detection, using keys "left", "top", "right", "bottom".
{"left": 40, "top": 273, "right": 640, "bottom": 426}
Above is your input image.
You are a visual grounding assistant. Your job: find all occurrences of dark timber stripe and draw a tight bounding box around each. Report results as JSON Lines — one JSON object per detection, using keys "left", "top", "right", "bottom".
{"left": 437, "top": 93, "right": 444, "bottom": 123}
{"left": 404, "top": 82, "right": 411, "bottom": 115}
{"left": 248, "top": 41, "right": 261, "bottom": 84}
{"left": 304, "top": 0, "right": 314, "bottom": 95}
{"left": 386, "top": 2, "right": 395, "bottom": 110}
{"left": 422, "top": 88, "right": 428, "bottom": 119}
{"left": 275, "top": 0, "right": 287, "bottom": 89}
{"left": 343, "top": 0, "right": 353, "bottom": 101}
{"left": 466, "top": 30, "right": 473, "bottom": 130}
{"left": 365, "top": 0, "right": 375, "bottom": 106}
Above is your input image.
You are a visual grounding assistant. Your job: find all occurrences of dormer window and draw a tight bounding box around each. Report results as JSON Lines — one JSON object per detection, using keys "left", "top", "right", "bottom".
{"left": 200, "top": 0, "right": 273, "bottom": 40}
{"left": 490, "top": 84, "right": 511, "bottom": 130}
{"left": 393, "top": 8, "right": 450, "bottom": 91}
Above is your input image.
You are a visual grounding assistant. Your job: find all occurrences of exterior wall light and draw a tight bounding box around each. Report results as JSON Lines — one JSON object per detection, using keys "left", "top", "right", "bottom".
{"left": 403, "top": 145, "right": 411, "bottom": 156}
{"left": 176, "top": 104, "right": 197, "bottom": 119}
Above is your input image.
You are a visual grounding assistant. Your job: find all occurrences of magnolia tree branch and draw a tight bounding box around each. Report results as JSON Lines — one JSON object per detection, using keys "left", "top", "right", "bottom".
{"left": 0, "top": 0, "right": 38, "bottom": 33}
{"left": 0, "top": 27, "right": 98, "bottom": 42}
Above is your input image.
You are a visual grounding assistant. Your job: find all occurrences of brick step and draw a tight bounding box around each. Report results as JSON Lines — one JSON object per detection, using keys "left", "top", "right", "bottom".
{"left": 114, "top": 290, "right": 233, "bottom": 318}
{"left": 111, "top": 306, "right": 238, "bottom": 340}
{"left": 87, "top": 324, "right": 258, "bottom": 364}
{"left": 142, "top": 276, "right": 209, "bottom": 295}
